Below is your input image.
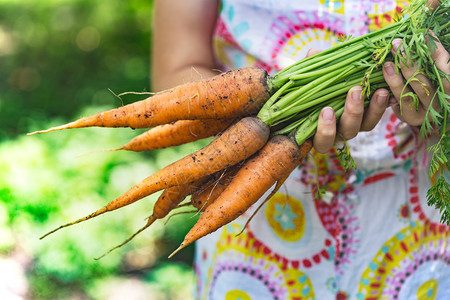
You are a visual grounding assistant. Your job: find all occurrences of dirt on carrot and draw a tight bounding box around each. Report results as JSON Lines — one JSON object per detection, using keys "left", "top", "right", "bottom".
{"left": 28, "top": 68, "right": 270, "bottom": 135}
{"left": 190, "top": 164, "right": 241, "bottom": 212}
{"left": 95, "top": 176, "right": 210, "bottom": 259}
{"left": 169, "top": 137, "right": 312, "bottom": 257}
{"left": 40, "top": 117, "right": 270, "bottom": 239}
{"left": 109, "top": 118, "right": 235, "bottom": 152}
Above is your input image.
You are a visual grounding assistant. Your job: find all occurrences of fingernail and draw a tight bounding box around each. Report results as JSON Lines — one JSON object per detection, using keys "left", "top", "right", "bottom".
{"left": 392, "top": 39, "right": 402, "bottom": 54}
{"left": 322, "top": 107, "right": 334, "bottom": 123}
{"left": 376, "top": 92, "right": 389, "bottom": 105}
{"left": 384, "top": 62, "right": 395, "bottom": 76}
{"left": 351, "top": 87, "right": 363, "bottom": 102}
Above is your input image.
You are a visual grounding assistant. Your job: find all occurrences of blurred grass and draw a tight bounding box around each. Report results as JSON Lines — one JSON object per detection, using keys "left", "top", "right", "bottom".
{"left": 0, "top": 0, "right": 152, "bottom": 139}
{"left": 0, "top": 0, "right": 202, "bottom": 299}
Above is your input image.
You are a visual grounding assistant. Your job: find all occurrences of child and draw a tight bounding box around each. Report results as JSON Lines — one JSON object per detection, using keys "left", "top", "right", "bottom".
{"left": 152, "top": 0, "right": 450, "bottom": 298}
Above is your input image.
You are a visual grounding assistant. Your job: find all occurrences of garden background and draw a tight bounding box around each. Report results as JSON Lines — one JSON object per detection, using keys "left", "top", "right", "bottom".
{"left": 0, "top": 0, "right": 202, "bottom": 299}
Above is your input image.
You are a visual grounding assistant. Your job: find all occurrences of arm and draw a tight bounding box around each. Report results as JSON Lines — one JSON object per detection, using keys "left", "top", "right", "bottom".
{"left": 151, "top": 0, "right": 220, "bottom": 92}
{"left": 151, "top": 0, "right": 387, "bottom": 154}
{"left": 152, "top": 0, "right": 444, "bottom": 154}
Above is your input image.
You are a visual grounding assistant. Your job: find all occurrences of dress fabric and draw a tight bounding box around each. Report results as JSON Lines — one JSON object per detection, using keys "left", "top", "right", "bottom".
{"left": 193, "top": 1, "right": 450, "bottom": 299}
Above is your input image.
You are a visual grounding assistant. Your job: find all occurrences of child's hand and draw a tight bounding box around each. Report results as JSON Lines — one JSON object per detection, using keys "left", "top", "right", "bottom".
{"left": 312, "top": 33, "right": 449, "bottom": 154}
{"left": 383, "top": 37, "right": 450, "bottom": 126}
{"left": 313, "top": 1, "right": 449, "bottom": 154}
{"left": 313, "top": 85, "right": 389, "bottom": 153}
{"left": 308, "top": 45, "right": 389, "bottom": 153}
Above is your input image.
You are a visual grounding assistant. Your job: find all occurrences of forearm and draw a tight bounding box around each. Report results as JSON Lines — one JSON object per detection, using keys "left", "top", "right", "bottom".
{"left": 151, "top": 0, "right": 219, "bottom": 92}
{"left": 151, "top": 64, "right": 220, "bottom": 92}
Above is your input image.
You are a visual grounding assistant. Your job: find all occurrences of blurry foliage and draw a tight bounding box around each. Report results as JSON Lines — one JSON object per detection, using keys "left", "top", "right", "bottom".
{"left": 0, "top": 111, "right": 204, "bottom": 298}
{"left": 0, "top": 0, "right": 202, "bottom": 299}
{"left": 0, "top": 0, "right": 152, "bottom": 139}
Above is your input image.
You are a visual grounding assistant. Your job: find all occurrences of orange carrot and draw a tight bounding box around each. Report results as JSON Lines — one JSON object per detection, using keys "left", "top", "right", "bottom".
{"left": 40, "top": 117, "right": 270, "bottom": 238}
{"left": 28, "top": 68, "right": 270, "bottom": 135}
{"left": 95, "top": 176, "right": 209, "bottom": 259}
{"left": 236, "top": 170, "right": 294, "bottom": 237}
{"left": 169, "top": 137, "right": 312, "bottom": 257}
{"left": 104, "top": 119, "right": 235, "bottom": 153}
{"left": 190, "top": 164, "right": 241, "bottom": 212}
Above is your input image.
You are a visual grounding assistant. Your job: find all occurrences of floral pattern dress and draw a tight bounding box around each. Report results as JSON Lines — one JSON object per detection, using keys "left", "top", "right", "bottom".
{"left": 193, "top": 1, "right": 450, "bottom": 299}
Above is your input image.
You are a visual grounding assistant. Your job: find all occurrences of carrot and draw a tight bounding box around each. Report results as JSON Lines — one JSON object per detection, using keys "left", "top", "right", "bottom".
{"left": 102, "top": 119, "right": 235, "bottom": 153}
{"left": 169, "top": 137, "right": 312, "bottom": 258}
{"left": 236, "top": 170, "right": 294, "bottom": 237}
{"left": 28, "top": 67, "right": 270, "bottom": 135}
{"left": 190, "top": 164, "right": 241, "bottom": 212}
{"left": 158, "top": 167, "right": 237, "bottom": 221}
{"left": 40, "top": 117, "right": 270, "bottom": 239}
{"left": 150, "top": 178, "right": 207, "bottom": 222}
{"left": 95, "top": 176, "right": 209, "bottom": 259}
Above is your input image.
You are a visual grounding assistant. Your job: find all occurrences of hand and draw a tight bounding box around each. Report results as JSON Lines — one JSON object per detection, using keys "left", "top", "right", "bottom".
{"left": 307, "top": 48, "right": 390, "bottom": 154}
{"left": 382, "top": 37, "right": 450, "bottom": 126}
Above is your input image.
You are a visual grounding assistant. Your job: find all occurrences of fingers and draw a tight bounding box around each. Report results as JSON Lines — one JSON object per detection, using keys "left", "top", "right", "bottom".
{"left": 383, "top": 36, "right": 449, "bottom": 126}
{"left": 314, "top": 107, "right": 336, "bottom": 153}
{"left": 338, "top": 86, "right": 388, "bottom": 137}
{"left": 383, "top": 60, "right": 426, "bottom": 125}
{"left": 427, "top": 0, "right": 440, "bottom": 10}
{"left": 314, "top": 86, "right": 388, "bottom": 153}
{"left": 337, "top": 86, "right": 365, "bottom": 140}
{"left": 429, "top": 33, "right": 450, "bottom": 93}
{"left": 360, "top": 88, "right": 389, "bottom": 131}
{"left": 392, "top": 39, "right": 436, "bottom": 108}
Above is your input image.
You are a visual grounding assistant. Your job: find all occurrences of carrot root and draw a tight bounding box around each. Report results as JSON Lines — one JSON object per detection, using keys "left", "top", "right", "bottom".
{"left": 40, "top": 207, "right": 108, "bottom": 240}
{"left": 236, "top": 171, "right": 292, "bottom": 237}
{"left": 170, "top": 138, "right": 312, "bottom": 257}
{"left": 95, "top": 216, "right": 157, "bottom": 260}
{"left": 95, "top": 176, "right": 209, "bottom": 259}
{"left": 28, "top": 120, "right": 89, "bottom": 135}
{"left": 163, "top": 209, "right": 199, "bottom": 225}
{"left": 28, "top": 67, "right": 270, "bottom": 134}
{"left": 118, "top": 119, "right": 235, "bottom": 152}
{"left": 190, "top": 164, "right": 241, "bottom": 212}
{"left": 41, "top": 117, "right": 269, "bottom": 238}
{"left": 101, "top": 117, "right": 269, "bottom": 215}
{"left": 168, "top": 245, "right": 184, "bottom": 259}
{"left": 76, "top": 147, "right": 124, "bottom": 158}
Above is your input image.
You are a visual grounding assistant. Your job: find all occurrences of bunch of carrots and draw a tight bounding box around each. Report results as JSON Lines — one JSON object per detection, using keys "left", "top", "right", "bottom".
{"left": 30, "top": 0, "right": 449, "bottom": 258}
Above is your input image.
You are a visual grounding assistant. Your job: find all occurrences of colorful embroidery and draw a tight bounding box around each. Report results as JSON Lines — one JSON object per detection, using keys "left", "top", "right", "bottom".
{"left": 319, "top": 0, "right": 345, "bottom": 14}
{"left": 205, "top": 224, "right": 315, "bottom": 300}
{"left": 246, "top": 192, "right": 334, "bottom": 270}
{"left": 357, "top": 221, "right": 450, "bottom": 300}
{"left": 263, "top": 10, "right": 344, "bottom": 70}
{"left": 264, "top": 193, "right": 306, "bottom": 242}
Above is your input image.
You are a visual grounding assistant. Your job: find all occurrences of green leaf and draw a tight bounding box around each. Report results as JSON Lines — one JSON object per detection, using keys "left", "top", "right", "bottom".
{"left": 426, "top": 175, "right": 450, "bottom": 225}
{"left": 336, "top": 141, "right": 356, "bottom": 172}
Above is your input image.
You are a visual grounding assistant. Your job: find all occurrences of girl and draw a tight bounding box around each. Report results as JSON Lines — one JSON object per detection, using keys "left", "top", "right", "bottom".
{"left": 152, "top": 0, "right": 450, "bottom": 298}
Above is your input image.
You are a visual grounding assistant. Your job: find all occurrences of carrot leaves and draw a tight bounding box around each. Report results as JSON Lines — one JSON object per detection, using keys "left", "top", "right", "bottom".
{"left": 260, "top": 0, "right": 450, "bottom": 224}
{"left": 336, "top": 141, "right": 356, "bottom": 172}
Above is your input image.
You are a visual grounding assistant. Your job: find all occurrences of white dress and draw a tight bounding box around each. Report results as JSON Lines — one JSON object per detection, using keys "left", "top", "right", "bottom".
{"left": 194, "top": 1, "right": 450, "bottom": 299}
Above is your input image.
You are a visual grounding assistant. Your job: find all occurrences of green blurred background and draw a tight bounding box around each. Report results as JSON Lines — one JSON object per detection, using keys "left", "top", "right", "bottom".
{"left": 0, "top": 0, "right": 203, "bottom": 299}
